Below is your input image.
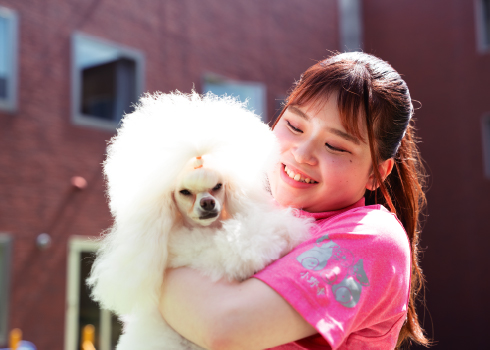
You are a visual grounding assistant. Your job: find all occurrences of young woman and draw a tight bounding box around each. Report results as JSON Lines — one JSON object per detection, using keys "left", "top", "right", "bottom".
{"left": 159, "top": 52, "right": 429, "bottom": 350}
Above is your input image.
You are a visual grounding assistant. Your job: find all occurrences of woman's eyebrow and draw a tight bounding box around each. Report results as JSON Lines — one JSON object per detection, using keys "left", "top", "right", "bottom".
{"left": 288, "top": 106, "right": 361, "bottom": 145}
{"left": 327, "top": 127, "right": 361, "bottom": 145}
{"left": 288, "top": 106, "right": 310, "bottom": 120}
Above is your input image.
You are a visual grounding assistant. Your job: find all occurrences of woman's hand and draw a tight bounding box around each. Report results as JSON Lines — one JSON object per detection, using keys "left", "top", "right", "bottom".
{"left": 159, "top": 268, "right": 317, "bottom": 350}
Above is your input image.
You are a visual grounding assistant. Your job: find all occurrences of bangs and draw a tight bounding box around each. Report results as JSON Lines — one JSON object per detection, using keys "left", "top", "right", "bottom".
{"left": 279, "top": 58, "right": 371, "bottom": 144}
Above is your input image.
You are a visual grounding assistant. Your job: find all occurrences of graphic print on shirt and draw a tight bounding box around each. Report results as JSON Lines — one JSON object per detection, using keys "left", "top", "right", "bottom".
{"left": 296, "top": 237, "right": 339, "bottom": 271}
{"left": 296, "top": 234, "right": 369, "bottom": 308}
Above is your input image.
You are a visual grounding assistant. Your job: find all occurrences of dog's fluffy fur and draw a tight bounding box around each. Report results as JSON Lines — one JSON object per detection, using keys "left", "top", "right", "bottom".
{"left": 87, "top": 92, "right": 313, "bottom": 350}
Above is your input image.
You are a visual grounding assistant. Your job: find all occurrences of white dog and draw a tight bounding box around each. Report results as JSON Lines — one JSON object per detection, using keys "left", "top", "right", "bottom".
{"left": 87, "top": 92, "right": 313, "bottom": 350}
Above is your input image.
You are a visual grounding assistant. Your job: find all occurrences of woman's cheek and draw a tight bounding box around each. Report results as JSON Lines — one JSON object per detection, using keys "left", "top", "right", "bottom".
{"left": 273, "top": 127, "right": 294, "bottom": 152}
{"left": 322, "top": 157, "right": 353, "bottom": 184}
{"left": 268, "top": 163, "right": 280, "bottom": 188}
{"left": 333, "top": 155, "right": 356, "bottom": 171}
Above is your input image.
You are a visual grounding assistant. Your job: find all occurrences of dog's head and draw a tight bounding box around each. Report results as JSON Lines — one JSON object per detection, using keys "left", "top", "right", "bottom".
{"left": 104, "top": 92, "right": 280, "bottom": 227}
{"left": 172, "top": 157, "right": 227, "bottom": 227}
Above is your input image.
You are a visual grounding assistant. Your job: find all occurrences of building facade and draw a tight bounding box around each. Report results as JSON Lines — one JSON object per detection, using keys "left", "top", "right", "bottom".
{"left": 1, "top": 0, "right": 489, "bottom": 349}
{"left": 363, "top": 1, "right": 490, "bottom": 348}
{"left": 0, "top": 0, "right": 337, "bottom": 349}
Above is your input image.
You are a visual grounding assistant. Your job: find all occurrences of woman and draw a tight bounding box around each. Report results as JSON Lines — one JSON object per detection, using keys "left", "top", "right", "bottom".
{"left": 159, "top": 52, "right": 429, "bottom": 349}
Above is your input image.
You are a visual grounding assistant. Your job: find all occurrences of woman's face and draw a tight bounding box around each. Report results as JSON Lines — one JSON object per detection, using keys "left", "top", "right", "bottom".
{"left": 268, "top": 93, "right": 375, "bottom": 212}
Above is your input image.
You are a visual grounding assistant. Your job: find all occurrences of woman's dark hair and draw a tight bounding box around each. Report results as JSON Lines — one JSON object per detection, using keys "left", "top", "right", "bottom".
{"left": 273, "top": 52, "right": 429, "bottom": 348}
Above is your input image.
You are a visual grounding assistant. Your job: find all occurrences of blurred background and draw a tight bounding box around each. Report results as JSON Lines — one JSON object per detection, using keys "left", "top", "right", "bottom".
{"left": 0, "top": 0, "right": 489, "bottom": 349}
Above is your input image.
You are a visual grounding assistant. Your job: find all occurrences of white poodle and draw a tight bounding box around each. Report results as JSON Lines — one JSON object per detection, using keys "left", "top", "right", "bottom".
{"left": 87, "top": 92, "right": 313, "bottom": 350}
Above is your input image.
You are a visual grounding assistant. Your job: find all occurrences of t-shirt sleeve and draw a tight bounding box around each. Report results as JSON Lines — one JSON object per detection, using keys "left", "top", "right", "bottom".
{"left": 254, "top": 207, "right": 411, "bottom": 350}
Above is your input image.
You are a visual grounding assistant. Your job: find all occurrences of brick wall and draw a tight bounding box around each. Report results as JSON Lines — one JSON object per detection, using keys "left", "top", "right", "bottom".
{"left": 0, "top": 0, "right": 338, "bottom": 348}
{"left": 364, "top": 1, "right": 490, "bottom": 348}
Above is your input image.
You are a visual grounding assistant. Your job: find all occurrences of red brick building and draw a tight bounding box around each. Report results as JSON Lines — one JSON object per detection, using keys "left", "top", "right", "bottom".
{"left": 0, "top": 0, "right": 488, "bottom": 349}
{"left": 363, "top": 1, "right": 490, "bottom": 348}
{"left": 0, "top": 1, "right": 338, "bottom": 349}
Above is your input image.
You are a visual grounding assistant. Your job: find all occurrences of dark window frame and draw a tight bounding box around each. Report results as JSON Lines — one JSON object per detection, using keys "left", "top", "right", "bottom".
{"left": 476, "top": 0, "right": 490, "bottom": 52}
{"left": 71, "top": 33, "right": 145, "bottom": 130}
{"left": 201, "top": 73, "right": 267, "bottom": 122}
{"left": 0, "top": 6, "right": 19, "bottom": 113}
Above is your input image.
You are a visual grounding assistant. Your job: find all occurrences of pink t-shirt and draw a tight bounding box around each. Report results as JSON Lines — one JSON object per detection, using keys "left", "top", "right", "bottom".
{"left": 254, "top": 198, "right": 410, "bottom": 350}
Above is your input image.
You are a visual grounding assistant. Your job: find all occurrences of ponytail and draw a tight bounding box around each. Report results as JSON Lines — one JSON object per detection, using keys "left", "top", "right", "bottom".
{"left": 366, "top": 123, "right": 429, "bottom": 348}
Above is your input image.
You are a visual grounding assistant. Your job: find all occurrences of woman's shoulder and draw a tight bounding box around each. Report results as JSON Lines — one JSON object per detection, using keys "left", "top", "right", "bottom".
{"left": 313, "top": 204, "right": 409, "bottom": 250}
{"left": 318, "top": 203, "right": 400, "bottom": 226}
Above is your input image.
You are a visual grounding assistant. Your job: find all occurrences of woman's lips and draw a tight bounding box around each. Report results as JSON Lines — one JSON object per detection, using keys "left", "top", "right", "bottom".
{"left": 283, "top": 164, "right": 318, "bottom": 183}
{"left": 280, "top": 163, "right": 318, "bottom": 188}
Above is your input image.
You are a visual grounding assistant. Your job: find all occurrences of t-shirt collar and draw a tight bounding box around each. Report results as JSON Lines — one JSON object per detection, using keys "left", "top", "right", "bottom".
{"left": 298, "top": 197, "right": 366, "bottom": 220}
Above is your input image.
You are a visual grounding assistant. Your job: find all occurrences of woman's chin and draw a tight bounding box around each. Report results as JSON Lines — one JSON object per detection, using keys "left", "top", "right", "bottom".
{"left": 272, "top": 191, "right": 306, "bottom": 210}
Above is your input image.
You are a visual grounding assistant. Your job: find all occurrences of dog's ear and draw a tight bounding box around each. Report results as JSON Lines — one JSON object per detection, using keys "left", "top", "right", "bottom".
{"left": 170, "top": 191, "right": 185, "bottom": 228}
{"left": 87, "top": 192, "right": 178, "bottom": 314}
{"left": 223, "top": 181, "right": 253, "bottom": 219}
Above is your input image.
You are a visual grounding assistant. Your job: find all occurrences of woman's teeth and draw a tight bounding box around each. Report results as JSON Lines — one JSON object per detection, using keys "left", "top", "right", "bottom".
{"left": 284, "top": 165, "right": 317, "bottom": 184}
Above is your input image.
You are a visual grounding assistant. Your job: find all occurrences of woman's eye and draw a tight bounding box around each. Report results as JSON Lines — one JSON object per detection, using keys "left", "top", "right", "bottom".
{"left": 286, "top": 121, "right": 303, "bottom": 133}
{"left": 325, "top": 143, "right": 347, "bottom": 153}
{"left": 179, "top": 189, "right": 192, "bottom": 196}
{"left": 212, "top": 183, "right": 222, "bottom": 191}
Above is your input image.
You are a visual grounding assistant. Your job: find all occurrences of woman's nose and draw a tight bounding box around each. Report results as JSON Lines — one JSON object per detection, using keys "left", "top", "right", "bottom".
{"left": 291, "top": 141, "right": 317, "bottom": 165}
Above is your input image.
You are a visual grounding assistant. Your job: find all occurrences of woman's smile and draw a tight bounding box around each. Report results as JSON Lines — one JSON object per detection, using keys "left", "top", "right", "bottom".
{"left": 282, "top": 163, "right": 319, "bottom": 185}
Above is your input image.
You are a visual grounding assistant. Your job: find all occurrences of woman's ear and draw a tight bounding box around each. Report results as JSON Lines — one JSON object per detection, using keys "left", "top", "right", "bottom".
{"left": 365, "top": 158, "right": 394, "bottom": 191}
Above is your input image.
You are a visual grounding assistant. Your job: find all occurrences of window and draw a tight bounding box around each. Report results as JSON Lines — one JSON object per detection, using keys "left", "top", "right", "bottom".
{"left": 482, "top": 114, "right": 490, "bottom": 178}
{"left": 72, "top": 33, "right": 144, "bottom": 130}
{"left": 202, "top": 73, "right": 267, "bottom": 122}
{"left": 338, "top": 0, "right": 362, "bottom": 52}
{"left": 65, "top": 237, "right": 121, "bottom": 350}
{"left": 0, "top": 234, "right": 12, "bottom": 346}
{"left": 0, "top": 7, "right": 18, "bottom": 113}
{"left": 476, "top": 0, "right": 490, "bottom": 51}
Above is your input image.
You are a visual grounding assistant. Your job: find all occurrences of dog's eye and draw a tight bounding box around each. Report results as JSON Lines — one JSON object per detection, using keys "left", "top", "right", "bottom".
{"left": 179, "top": 189, "right": 192, "bottom": 196}
{"left": 212, "top": 183, "right": 222, "bottom": 191}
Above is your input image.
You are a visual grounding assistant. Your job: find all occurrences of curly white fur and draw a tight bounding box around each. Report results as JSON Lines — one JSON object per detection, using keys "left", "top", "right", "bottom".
{"left": 87, "top": 92, "right": 314, "bottom": 350}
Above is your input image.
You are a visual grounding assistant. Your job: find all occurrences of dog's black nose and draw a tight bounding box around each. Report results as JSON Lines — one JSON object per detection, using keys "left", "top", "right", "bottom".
{"left": 200, "top": 198, "right": 215, "bottom": 210}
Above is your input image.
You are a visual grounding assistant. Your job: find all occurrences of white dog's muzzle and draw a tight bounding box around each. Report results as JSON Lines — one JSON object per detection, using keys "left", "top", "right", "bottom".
{"left": 195, "top": 192, "right": 220, "bottom": 222}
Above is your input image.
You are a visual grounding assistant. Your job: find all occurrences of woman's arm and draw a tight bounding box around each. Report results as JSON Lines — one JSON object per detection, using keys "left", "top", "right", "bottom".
{"left": 159, "top": 267, "right": 317, "bottom": 350}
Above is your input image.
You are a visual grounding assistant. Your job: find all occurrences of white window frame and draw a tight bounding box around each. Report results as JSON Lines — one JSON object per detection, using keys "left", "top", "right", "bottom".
{"left": 202, "top": 73, "right": 267, "bottom": 122}
{"left": 476, "top": 0, "right": 490, "bottom": 52}
{"left": 0, "top": 6, "right": 19, "bottom": 113}
{"left": 338, "top": 0, "right": 363, "bottom": 52}
{"left": 71, "top": 33, "right": 145, "bottom": 131}
{"left": 64, "top": 236, "right": 116, "bottom": 350}
{"left": 0, "top": 234, "right": 12, "bottom": 347}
